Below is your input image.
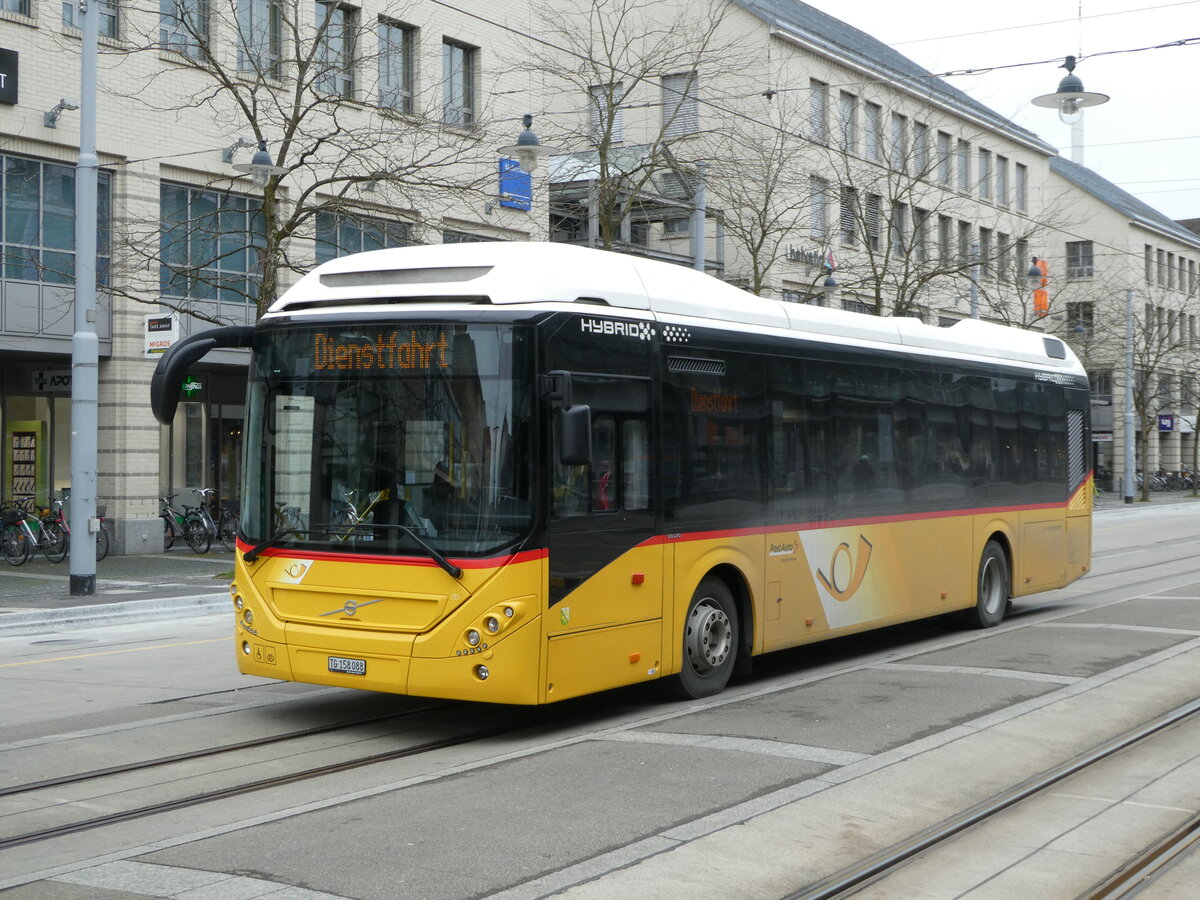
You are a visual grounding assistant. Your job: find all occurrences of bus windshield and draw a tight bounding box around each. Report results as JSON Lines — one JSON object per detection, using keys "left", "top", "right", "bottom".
{"left": 242, "top": 321, "right": 534, "bottom": 559}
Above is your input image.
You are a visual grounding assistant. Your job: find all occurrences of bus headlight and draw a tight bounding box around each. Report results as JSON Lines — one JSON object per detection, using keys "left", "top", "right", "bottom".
{"left": 242, "top": 609, "right": 254, "bottom": 627}
{"left": 242, "top": 641, "right": 251, "bottom": 655}
{"left": 503, "top": 606, "right": 514, "bottom": 618}
{"left": 475, "top": 665, "right": 490, "bottom": 681}
{"left": 466, "top": 629, "right": 481, "bottom": 647}
{"left": 485, "top": 616, "right": 500, "bottom": 634}
{"left": 234, "top": 595, "right": 244, "bottom": 611}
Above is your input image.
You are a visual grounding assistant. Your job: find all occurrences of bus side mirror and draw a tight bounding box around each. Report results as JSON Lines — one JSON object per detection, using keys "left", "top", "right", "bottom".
{"left": 151, "top": 324, "right": 255, "bottom": 424}
{"left": 559, "top": 404, "right": 592, "bottom": 467}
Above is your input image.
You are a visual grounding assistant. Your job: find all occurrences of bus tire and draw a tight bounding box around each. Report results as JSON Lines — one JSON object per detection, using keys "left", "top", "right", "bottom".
{"left": 964, "top": 540, "right": 1009, "bottom": 629}
{"left": 670, "top": 577, "right": 739, "bottom": 699}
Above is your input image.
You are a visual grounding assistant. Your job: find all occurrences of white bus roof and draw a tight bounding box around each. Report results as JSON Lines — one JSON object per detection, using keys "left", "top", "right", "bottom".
{"left": 268, "top": 242, "right": 1083, "bottom": 372}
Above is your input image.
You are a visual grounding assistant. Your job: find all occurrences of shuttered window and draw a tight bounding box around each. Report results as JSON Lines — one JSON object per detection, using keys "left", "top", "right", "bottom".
{"left": 662, "top": 73, "right": 698, "bottom": 136}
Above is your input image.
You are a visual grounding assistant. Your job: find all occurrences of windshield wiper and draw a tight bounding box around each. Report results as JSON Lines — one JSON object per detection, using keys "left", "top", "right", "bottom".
{"left": 393, "top": 524, "right": 463, "bottom": 579}
{"left": 243, "top": 528, "right": 309, "bottom": 563}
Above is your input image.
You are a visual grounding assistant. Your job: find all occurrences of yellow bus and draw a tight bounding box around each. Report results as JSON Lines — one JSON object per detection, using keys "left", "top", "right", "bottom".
{"left": 151, "top": 242, "right": 1091, "bottom": 704}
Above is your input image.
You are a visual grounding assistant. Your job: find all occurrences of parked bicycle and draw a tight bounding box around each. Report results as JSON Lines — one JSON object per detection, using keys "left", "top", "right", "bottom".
{"left": 1, "top": 500, "right": 60, "bottom": 565}
{"left": 160, "top": 493, "right": 208, "bottom": 554}
{"left": 160, "top": 489, "right": 237, "bottom": 554}
{"left": 38, "top": 498, "right": 108, "bottom": 562}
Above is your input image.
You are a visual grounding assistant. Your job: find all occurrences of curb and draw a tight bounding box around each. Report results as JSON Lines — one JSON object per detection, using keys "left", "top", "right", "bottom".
{"left": 0, "top": 592, "right": 230, "bottom": 636}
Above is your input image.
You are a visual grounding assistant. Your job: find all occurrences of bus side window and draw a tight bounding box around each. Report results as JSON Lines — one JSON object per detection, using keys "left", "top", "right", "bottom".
{"left": 591, "top": 417, "right": 617, "bottom": 512}
{"left": 622, "top": 419, "right": 650, "bottom": 510}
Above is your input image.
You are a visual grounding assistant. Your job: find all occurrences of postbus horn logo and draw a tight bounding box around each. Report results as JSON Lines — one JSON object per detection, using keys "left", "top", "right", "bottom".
{"left": 816, "top": 535, "right": 873, "bottom": 602}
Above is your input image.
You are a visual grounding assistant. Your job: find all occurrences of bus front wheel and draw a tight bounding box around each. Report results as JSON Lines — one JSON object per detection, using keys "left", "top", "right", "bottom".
{"left": 964, "top": 540, "right": 1009, "bottom": 629}
{"left": 671, "top": 578, "right": 739, "bottom": 699}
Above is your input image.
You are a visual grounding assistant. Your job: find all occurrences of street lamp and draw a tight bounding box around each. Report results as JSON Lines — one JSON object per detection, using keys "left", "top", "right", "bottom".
{"left": 1032, "top": 56, "right": 1109, "bottom": 164}
{"left": 498, "top": 114, "right": 557, "bottom": 173}
{"left": 230, "top": 139, "right": 288, "bottom": 188}
{"left": 822, "top": 273, "right": 839, "bottom": 306}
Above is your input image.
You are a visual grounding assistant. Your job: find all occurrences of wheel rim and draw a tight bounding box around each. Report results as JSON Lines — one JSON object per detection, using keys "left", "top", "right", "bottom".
{"left": 684, "top": 598, "right": 733, "bottom": 676}
{"left": 980, "top": 556, "right": 1005, "bottom": 616}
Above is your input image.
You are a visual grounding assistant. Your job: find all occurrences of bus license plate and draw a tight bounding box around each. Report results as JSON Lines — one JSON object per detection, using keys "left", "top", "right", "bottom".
{"left": 328, "top": 656, "right": 366, "bottom": 675}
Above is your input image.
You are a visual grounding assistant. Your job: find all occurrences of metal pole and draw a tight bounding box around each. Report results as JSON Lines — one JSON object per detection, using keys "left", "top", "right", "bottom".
{"left": 968, "top": 240, "right": 980, "bottom": 319}
{"left": 70, "top": 0, "right": 99, "bottom": 593}
{"left": 691, "top": 161, "right": 707, "bottom": 272}
{"left": 1124, "top": 287, "right": 1135, "bottom": 504}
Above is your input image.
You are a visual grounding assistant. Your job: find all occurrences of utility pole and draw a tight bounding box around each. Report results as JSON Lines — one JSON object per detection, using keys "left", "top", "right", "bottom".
{"left": 70, "top": 0, "right": 99, "bottom": 594}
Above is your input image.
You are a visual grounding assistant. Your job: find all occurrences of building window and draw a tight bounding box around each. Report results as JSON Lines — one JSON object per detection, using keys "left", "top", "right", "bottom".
{"left": 1015, "top": 239, "right": 1029, "bottom": 281}
{"left": 1168, "top": 252, "right": 1176, "bottom": 290}
{"left": 159, "top": 183, "right": 264, "bottom": 302}
{"left": 236, "top": 0, "right": 281, "bottom": 78}
{"left": 1015, "top": 162, "right": 1028, "bottom": 212}
{"left": 956, "top": 139, "right": 970, "bottom": 192}
{"left": 978, "top": 149, "right": 992, "bottom": 201}
{"left": 1067, "top": 301, "right": 1093, "bottom": 335}
{"left": 64, "top": 0, "right": 119, "bottom": 37}
{"left": 442, "top": 39, "right": 476, "bottom": 126}
{"left": 2, "top": 156, "right": 111, "bottom": 285}
{"left": 998, "top": 233, "right": 1010, "bottom": 279}
{"left": 913, "top": 207, "right": 929, "bottom": 263}
{"left": 442, "top": 230, "right": 493, "bottom": 243}
{"left": 957, "top": 221, "right": 971, "bottom": 264}
{"left": 935, "top": 131, "right": 951, "bottom": 185}
{"left": 315, "top": 211, "right": 409, "bottom": 264}
{"left": 889, "top": 201, "right": 907, "bottom": 257}
{"left": 160, "top": 0, "right": 209, "bottom": 58}
{"left": 809, "top": 176, "right": 828, "bottom": 240}
{"left": 842, "top": 298, "right": 874, "bottom": 315}
{"left": 1145, "top": 245, "right": 1153, "bottom": 283}
{"left": 838, "top": 91, "right": 857, "bottom": 153}
{"left": 913, "top": 122, "right": 929, "bottom": 175}
{"left": 1191, "top": 259, "right": 1197, "bottom": 295}
{"left": 865, "top": 194, "right": 881, "bottom": 251}
{"left": 1066, "top": 240, "right": 1094, "bottom": 279}
{"left": 378, "top": 19, "right": 414, "bottom": 112}
{"left": 839, "top": 185, "right": 857, "bottom": 246}
{"left": 889, "top": 112, "right": 907, "bottom": 170}
{"left": 995, "top": 155, "right": 1009, "bottom": 206}
{"left": 315, "top": 2, "right": 356, "bottom": 98}
{"left": 1089, "top": 370, "right": 1112, "bottom": 403}
{"left": 864, "top": 102, "right": 881, "bottom": 161}
{"left": 1, "top": 0, "right": 30, "bottom": 15}
{"left": 978, "top": 227, "right": 992, "bottom": 278}
{"left": 590, "top": 82, "right": 624, "bottom": 143}
{"left": 937, "top": 215, "right": 952, "bottom": 262}
{"left": 662, "top": 72, "right": 698, "bottom": 136}
{"left": 1157, "top": 249, "right": 1165, "bottom": 286}
{"left": 809, "top": 80, "right": 828, "bottom": 142}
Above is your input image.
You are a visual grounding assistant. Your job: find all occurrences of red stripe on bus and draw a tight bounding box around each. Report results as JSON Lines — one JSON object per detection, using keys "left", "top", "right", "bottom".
{"left": 235, "top": 540, "right": 547, "bottom": 568}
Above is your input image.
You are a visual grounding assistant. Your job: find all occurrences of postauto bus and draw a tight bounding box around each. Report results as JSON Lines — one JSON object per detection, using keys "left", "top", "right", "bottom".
{"left": 151, "top": 242, "right": 1091, "bottom": 704}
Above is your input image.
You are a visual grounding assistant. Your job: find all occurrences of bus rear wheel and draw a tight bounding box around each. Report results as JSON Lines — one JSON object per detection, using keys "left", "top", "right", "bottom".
{"left": 964, "top": 540, "right": 1009, "bottom": 629}
{"left": 670, "top": 578, "right": 739, "bottom": 699}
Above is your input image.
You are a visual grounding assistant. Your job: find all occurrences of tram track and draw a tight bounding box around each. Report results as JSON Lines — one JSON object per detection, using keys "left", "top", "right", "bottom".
{"left": 0, "top": 703, "right": 448, "bottom": 800}
{"left": 785, "top": 698, "right": 1200, "bottom": 900}
{"left": 0, "top": 713, "right": 514, "bottom": 852}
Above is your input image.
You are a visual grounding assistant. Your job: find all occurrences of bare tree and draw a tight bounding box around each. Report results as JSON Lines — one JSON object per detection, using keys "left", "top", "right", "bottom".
{"left": 106, "top": 0, "right": 503, "bottom": 319}
{"left": 803, "top": 109, "right": 1066, "bottom": 322}
{"left": 700, "top": 99, "right": 809, "bottom": 295}
{"left": 524, "top": 0, "right": 741, "bottom": 253}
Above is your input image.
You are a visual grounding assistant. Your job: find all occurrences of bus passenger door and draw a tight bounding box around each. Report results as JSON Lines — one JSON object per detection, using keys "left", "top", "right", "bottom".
{"left": 545, "top": 375, "right": 663, "bottom": 699}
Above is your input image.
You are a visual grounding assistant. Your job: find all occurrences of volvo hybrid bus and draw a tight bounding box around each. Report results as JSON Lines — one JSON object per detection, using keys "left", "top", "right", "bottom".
{"left": 151, "top": 242, "right": 1092, "bottom": 704}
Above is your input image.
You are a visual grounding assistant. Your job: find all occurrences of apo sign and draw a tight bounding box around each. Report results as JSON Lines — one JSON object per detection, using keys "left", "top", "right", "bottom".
{"left": 33, "top": 369, "right": 72, "bottom": 393}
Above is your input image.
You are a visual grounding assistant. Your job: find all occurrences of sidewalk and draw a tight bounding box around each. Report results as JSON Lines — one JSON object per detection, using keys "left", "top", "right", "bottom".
{"left": 0, "top": 547, "right": 234, "bottom": 635}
